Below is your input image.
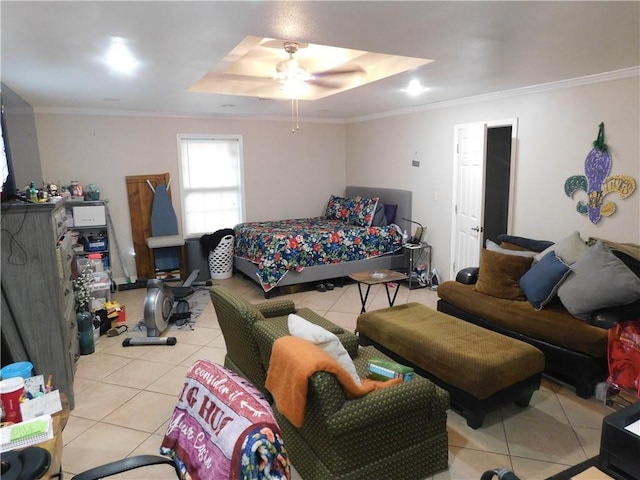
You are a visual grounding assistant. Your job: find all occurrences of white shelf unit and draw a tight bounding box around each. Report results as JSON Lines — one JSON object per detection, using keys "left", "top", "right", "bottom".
{"left": 65, "top": 200, "right": 112, "bottom": 305}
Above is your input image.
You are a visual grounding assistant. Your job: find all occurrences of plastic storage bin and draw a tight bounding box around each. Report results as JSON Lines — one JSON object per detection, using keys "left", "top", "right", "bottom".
{"left": 0, "top": 361, "right": 33, "bottom": 380}
{"left": 208, "top": 234, "right": 234, "bottom": 280}
{"left": 185, "top": 238, "right": 211, "bottom": 282}
{"left": 87, "top": 253, "right": 104, "bottom": 272}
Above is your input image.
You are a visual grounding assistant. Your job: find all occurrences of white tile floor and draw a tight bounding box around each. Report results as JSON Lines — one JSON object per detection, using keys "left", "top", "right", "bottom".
{"left": 62, "top": 274, "right": 613, "bottom": 479}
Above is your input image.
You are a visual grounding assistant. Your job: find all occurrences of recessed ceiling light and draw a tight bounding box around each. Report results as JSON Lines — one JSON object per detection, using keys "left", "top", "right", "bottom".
{"left": 104, "top": 37, "right": 138, "bottom": 74}
{"left": 405, "top": 79, "right": 427, "bottom": 96}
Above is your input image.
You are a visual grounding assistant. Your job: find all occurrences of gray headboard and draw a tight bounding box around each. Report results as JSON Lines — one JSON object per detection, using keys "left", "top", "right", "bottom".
{"left": 345, "top": 186, "right": 412, "bottom": 235}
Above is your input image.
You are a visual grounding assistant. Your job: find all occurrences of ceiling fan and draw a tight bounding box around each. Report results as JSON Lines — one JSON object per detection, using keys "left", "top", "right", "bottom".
{"left": 274, "top": 41, "right": 364, "bottom": 93}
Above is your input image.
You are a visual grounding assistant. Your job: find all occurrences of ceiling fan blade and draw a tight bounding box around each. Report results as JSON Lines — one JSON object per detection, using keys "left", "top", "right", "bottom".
{"left": 306, "top": 78, "right": 347, "bottom": 89}
{"left": 307, "top": 65, "right": 365, "bottom": 89}
{"left": 311, "top": 65, "right": 365, "bottom": 78}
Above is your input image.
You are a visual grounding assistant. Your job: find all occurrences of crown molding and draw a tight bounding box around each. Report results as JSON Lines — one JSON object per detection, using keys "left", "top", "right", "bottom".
{"left": 32, "top": 67, "right": 638, "bottom": 124}
{"left": 346, "top": 66, "right": 640, "bottom": 124}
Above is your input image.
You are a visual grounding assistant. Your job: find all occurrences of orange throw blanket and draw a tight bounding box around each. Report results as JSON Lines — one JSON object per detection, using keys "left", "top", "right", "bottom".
{"left": 265, "top": 336, "right": 402, "bottom": 427}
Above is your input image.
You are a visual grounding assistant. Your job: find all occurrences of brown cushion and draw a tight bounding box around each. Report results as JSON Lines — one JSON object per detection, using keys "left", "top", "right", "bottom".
{"left": 357, "top": 303, "right": 545, "bottom": 400}
{"left": 437, "top": 281, "right": 608, "bottom": 357}
{"left": 473, "top": 248, "right": 533, "bottom": 300}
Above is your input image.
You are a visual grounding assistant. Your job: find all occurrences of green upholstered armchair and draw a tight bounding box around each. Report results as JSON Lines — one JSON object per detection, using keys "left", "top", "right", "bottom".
{"left": 254, "top": 320, "right": 449, "bottom": 480}
{"left": 209, "top": 285, "right": 450, "bottom": 480}
{"left": 209, "top": 285, "right": 359, "bottom": 397}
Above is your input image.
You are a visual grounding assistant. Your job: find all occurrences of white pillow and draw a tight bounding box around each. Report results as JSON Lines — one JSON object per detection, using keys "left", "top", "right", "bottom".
{"left": 486, "top": 239, "right": 537, "bottom": 257}
{"left": 287, "top": 314, "right": 361, "bottom": 385}
{"left": 534, "top": 231, "right": 588, "bottom": 265}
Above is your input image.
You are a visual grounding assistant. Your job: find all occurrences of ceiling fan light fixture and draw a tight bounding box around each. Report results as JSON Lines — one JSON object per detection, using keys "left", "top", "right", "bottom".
{"left": 405, "top": 79, "right": 427, "bottom": 96}
{"left": 275, "top": 57, "right": 312, "bottom": 97}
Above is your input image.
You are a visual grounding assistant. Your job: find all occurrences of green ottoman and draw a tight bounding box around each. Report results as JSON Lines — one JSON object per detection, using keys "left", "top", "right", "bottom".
{"left": 357, "top": 302, "right": 545, "bottom": 428}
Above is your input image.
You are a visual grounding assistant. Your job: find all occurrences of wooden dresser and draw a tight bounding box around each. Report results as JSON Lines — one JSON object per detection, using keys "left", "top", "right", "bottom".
{"left": 1, "top": 200, "right": 77, "bottom": 408}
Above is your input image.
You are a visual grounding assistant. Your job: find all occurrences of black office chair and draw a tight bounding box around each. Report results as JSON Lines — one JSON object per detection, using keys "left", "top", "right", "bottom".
{"left": 71, "top": 455, "right": 178, "bottom": 479}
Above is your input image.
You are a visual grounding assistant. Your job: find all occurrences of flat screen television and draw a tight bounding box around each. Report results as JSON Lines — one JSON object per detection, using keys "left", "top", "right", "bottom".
{"left": 0, "top": 102, "right": 19, "bottom": 203}
{"left": 1, "top": 85, "right": 42, "bottom": 204}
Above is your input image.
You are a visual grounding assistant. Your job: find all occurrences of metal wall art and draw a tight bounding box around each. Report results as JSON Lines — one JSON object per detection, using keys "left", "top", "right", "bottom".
{"left": 564, "top": 122, "right": 636, "bottom": 224}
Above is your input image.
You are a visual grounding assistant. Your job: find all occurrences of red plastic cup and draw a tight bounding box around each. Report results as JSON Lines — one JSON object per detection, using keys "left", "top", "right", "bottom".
{"left": 0, "top": 377, "right": 25, "bottom": 423}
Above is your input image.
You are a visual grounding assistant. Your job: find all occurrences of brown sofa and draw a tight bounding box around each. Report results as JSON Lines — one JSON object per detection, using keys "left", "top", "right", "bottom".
{"left": 437, "top": 234, "right": 640, "bottom": 398}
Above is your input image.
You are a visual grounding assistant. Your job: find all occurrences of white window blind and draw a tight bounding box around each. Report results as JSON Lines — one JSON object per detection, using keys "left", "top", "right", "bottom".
{"left": 177, "top": 134, "right": 245, "bottom": 238}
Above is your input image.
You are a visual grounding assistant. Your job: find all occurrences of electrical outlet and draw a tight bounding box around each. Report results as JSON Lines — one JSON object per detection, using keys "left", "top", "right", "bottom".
{"left": 412, "top": 160, "right": 420, "bottom": 167}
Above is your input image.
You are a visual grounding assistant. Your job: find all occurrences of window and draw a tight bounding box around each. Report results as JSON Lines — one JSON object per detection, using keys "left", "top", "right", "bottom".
{"left": 177, "top": 134, "right": 245, "bottom": 238}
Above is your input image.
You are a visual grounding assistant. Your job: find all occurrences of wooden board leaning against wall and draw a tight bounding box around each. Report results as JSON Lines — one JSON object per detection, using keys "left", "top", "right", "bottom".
{"left": 125, "top": 173, "right": 171, "bottom": 281}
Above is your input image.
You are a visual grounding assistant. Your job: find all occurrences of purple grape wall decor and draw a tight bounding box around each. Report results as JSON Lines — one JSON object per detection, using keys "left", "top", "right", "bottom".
{"left": 564, "top": 122, "right": 636, "bottom": 224}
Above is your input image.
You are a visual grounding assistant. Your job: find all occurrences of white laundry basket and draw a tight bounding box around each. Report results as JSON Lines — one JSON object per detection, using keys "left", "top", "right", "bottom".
{"left": 208, "top": 234, "right": 234, "bottom": 279}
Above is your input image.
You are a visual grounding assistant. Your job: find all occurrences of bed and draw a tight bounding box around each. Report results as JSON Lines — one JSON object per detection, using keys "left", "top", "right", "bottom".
{"left": 233, "top": 186, "right": 412, "bottom": 297}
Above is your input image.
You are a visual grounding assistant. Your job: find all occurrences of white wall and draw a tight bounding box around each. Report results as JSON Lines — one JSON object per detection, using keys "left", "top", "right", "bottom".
{"left": 35, "top": 75, "right": 639, "bottom": 283}
{"left": 36, "top": 114, "right": 345, "bottom": 279}
{"left": 346, "top": 76, "right": 640, "bottom": 280}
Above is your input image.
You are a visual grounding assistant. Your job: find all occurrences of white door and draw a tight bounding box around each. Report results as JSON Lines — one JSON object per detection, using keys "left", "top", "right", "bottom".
{"left": 451, "top": 123, "right": 487, "bottom": 277}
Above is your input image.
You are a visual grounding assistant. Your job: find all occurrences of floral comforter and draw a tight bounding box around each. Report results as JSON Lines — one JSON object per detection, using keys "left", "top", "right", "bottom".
{"left": 234, "top": 217, "right": 402, "bottom": 292}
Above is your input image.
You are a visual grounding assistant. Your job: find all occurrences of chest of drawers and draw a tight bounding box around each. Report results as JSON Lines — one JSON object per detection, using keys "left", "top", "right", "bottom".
{"left": 1, "top": 200, "right": 77, "bottom": 408}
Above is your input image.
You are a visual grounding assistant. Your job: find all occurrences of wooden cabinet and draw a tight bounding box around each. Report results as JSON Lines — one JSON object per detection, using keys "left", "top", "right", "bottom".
{"left": 1, "top": 200, "right": 77, "bottom": 409}
{"left": 125, "top": 173, "right": 171, "bottom": 280}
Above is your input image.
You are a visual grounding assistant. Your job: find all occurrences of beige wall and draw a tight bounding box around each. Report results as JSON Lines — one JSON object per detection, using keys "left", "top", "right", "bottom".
{"left": 35, "top": 75, "right": 639, "bottom": 282}
{"left": 36, "top": 114, "right": 345, "bottom": 279}
{"left": 346, "top": 76, "right": 640, "bottom": 279}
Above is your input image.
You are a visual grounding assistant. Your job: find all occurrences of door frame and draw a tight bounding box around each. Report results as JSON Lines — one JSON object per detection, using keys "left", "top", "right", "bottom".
{"left": 449, "top": 118, "right": 519, "bottom": 279}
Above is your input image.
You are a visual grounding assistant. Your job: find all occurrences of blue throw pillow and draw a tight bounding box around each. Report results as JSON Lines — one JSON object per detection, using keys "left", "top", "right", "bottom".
{"left": 384, "top": 204, "right": 398, "bottom": 224}
{"left": 519, "top": 251, "right": 571, "bottom": 310}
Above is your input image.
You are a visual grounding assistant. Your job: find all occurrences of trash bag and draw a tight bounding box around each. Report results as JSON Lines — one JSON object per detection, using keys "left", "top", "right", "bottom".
{"left": 607, "top": 320, "right": 640, "bottom": 398}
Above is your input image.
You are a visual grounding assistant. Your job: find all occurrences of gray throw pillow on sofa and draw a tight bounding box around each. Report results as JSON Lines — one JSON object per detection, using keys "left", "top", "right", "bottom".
{"left": 557, "top": 241, "right": 640, "bottom": 321}
{"left": 535, "top": 231, "right": 588, "bottom": 265}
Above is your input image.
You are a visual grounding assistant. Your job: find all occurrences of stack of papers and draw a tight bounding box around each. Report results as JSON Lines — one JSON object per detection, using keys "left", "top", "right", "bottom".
{"left": 0, "top": 414, "right": 54, "bottom": 452}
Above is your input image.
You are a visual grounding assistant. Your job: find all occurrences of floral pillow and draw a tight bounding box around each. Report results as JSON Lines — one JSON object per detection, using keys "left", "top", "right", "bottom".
{"left": 324, "top": 195, "right": 351, "bottom": 222}
{"left": 324, "top": 195, "right": 379, "bottom": 227}
{"left": 348, "top": 196, "right": 379, "bottom": 227}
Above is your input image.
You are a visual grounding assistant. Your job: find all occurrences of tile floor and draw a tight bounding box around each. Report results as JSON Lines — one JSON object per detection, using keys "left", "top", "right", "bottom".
{"left": 62, "top": 273, "right": 613, "bottom": 479}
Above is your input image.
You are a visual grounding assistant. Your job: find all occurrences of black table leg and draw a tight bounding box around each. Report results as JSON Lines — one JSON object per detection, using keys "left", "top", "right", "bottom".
{"left": 384, "top": 282, "right": 401, "bottom": 307}
{"left": 356, "top": 283, "right": 372, "bottom": 314}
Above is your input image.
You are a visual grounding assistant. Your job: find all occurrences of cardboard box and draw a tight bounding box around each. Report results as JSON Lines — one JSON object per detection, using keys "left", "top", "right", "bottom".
{"left": 72, "top": 205, "right": 106, "bottom": 227}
